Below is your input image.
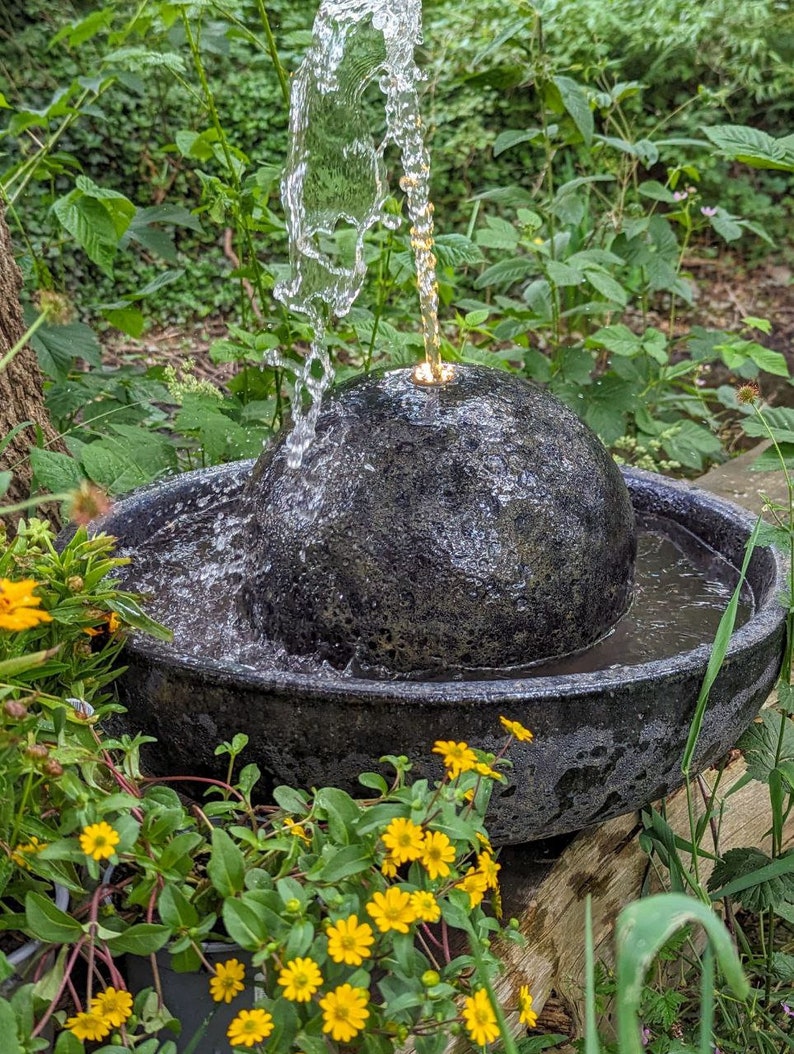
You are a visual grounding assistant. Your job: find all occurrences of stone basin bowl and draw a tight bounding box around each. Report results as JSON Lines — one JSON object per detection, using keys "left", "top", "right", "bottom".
{"left": 96, "top": 462, "right": 786, "bottom": 845}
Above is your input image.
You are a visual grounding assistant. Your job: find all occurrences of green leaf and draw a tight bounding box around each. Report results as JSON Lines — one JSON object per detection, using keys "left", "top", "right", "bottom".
{"left": 552, "top": 75, "right": 593, "bottom": 146}
{"left": 30, "top": 318, "right": 102, "bottom": 381}
{"left": 493, "top": 128, "right": 543, "bottom": 156}
{"left": 157, "top": 884, "right": 199, "bottom": 931}
{"left": 314, "top": 787, "right": 362, "bottom": 844}
{"left": 207, "top": 828, "right": 245, "bottom": 898}
{"left": 703, "top": 124, "right": 794, "bottom": 172}
{"left": 25, "top": 891, "right": 82, "bottom": 943}
{"left": 29, "top": 448, "right": 84, "bottom": 494}
{"left": 660, "top": 420, "right": 722, "bottom": 471}
{"left": 0, "top": 472, "right": 9, "bottom": 498}
{"left": 272, "top": 786, "right": 310, "bottom": 813}
{"left": 743, "top": 406, "right": 794, "bottom": 443}
{"left": 52, "top": 192, "right": 123, "bottom": 277}
{"left": 0, "top": 998, "right": 22, "bottom": 1054}
{"left": 584, "top": 269, "right": 628, "bottom": 306}
{"left": 738, "top": 710, "right": 794, "bottom": 784}
{"left": 587, "top": 324, "right": 641, "bottom": 357}
{"left": 475, "top": 257, "right": 536, "bottom": 289}
{"left": 102, "top": 307, "right": 145, "bottom": 338}
{"left": 707, "top": 848, "right": 794, "bottom": 910}
{"left": 638, "top": 180, "right": 677, "bottom": 203}
{"left": 222, "top": 897, "right": 268, "bottom": 950}
{"left": 310, "top": 844, "right": 373, "bottom": 883}
{"left": 107, "top": 923, "right": 171, "bottom": 955}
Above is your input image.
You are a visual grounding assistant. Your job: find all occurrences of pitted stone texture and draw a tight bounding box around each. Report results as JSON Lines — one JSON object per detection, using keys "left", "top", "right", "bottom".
{"left": 240, "top": 365, "right": 637, "bottom": 674}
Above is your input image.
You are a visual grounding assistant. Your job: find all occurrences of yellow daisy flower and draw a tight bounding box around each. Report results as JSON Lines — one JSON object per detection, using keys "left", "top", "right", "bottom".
{"left": 410, "top": 889, "right": 441, "bottom": 923}
{"left": 10, "top": 836, "right": 46, "bottom": 869}
{"left": 462, "top": 988, "right": 500, "bottom": 1046}
{"left": 420, "top": 830, "right": 456, "bottom": 880}
{"left": 278, "top": 956, "right": 323, "bottom": 1002}
{"left": 283, "top": 817, "right": 310, "bottom": 843}
{"left": 499, "top": 716, "right": 534, "bottom": 742}
{"left": 209, "top": 959, "right": 246, "bottom": 1004}
{"left": 456, "top": 866, "right": 489, "bottom": 908}
{"left": 432, "top": 739, "right": 477, "bottom": 777}
{"left": 90, "top": 986, "right": 133, "bottom": 1027}
{"left": 381, "top": 854, "right": 398, "bottom": 878}
{"left": 382, "top": 817, "right": 425, "bottom": 864}
{"left": 474, "top": 761, "right": 503, "bottom": 781}
{"left": 227, "top": 1008, "right": 274, "bottom": 1047}
{"left": 0, "top": 578, "right": 52, "bottom": 632}
{"left": 326, "top": 914, "right": 375, "bottom": 965}
{"left": 320, "top": 983, "right": 370, "bottom": 1043}
{"left": 65, "top": 1009, "right": 112, "bottom": 1043}
{"left": 79, "top": 821, "right": 120, "bottom": 861}
{"left": 478, "top": 851, "right": 501, "bottom": 890}
{"left": 366, "top": 886, "right": 416, "bottom": 933}
{"left": 518, "top": 985, "right": 538, "bottom": 1028}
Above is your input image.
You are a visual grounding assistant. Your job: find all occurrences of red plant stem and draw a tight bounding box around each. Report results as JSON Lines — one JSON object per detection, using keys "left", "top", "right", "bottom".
{"left": 32, "top": 936, "right": 87, "bottom": 1037}
{"left": 441, "top": 918, "right": 452, "bottom": 964}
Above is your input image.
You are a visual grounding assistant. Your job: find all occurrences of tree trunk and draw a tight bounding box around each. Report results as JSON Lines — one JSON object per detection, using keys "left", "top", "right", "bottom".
{"left": 0, "top": 206, "right": 68, "bottom": 529}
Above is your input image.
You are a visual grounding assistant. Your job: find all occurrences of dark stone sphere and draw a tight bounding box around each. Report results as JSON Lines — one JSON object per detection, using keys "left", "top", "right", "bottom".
{"left": 240, "top": 365, "right": 636, "bottom": 674}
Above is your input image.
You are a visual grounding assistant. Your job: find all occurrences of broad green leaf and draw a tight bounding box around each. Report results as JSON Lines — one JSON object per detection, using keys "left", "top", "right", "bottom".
{"left": 493, "top": 128, "right": 543, "bottom": 156}
{"left": 703, "top": 124, "right": 794, "bottom": 172}
{"left": 157, "top": 884, "right": 199, "bottom": 931}
{"left": 660, "top": 420, "right": 722, "bottom": 471}
{"left": 433, "top": 233, "right": 483, "bottom": 268}
{"left": 272, "top": 785, "right": 310, "bottom": 813}
{"left": 52, "top": 192, "right": 122, "bottom": 277}
{"left": 584, "top": 269, "right": 628, "bottom": 305}
{"left": 545, "top": 260, "right": 583, "bottom": 286}
{"left": 102, "top": 307, "right": 145, "bottom": 338}
{"left": 222, "top": 897, "right": 269, "bottom": 950}
{"left": 310, "top": 844, "right": 373, "bottom": 883}
{"left": 587, "top": 324, "right": 641, "bottom": 357}
{"left": 738, "top": 710, "right": 794, "bottom": 784}
{"left": 107, "top": 923, "right": 171, "bottom": 955}
{"left": 743, "top": 406, "right": 794, "bottom": 443}
{"left": 207, "top": 828, "right": 245, "bottom": 898}
{"left": 25, "top": 891, "right": 82, "bottom": 943}
{"left": 29, "top": 448, "right": 83, "bottom": 494}
{"left": 707, "top": 847, "right": 794, "bottom": 910}
{"left": 552, "top": 75, "right": 593, "bottom": 146}
{"left": 475, "top": 257, "right": 536, "bottom": 289}
{"left": 638, "top": 180, "right": 677, "bottom": 203}
{"left": 0, "top": 998, "right": 23, "bottom": 1054}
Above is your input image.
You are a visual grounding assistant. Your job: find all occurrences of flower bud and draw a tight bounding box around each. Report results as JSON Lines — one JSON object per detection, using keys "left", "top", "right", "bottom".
{"left": 44, "top": 759, "right": 64, "bottom": 777}
{"left": 421, "top": 970, "right": 441, "bottom": 988}
{"left": 4, "top": 700, "right": 27, "bottom": 720}
{"left": 66, "top": 576, "right": 84, "bottom": 593}
{"left": 284, "top": 898, "right": 302, "bottom": 914}
{"left": 26, "top": 743, "right": 49, "bottom": 761}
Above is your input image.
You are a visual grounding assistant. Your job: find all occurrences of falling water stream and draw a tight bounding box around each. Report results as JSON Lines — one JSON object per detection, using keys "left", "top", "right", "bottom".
{"left": 273, "top": 0, "right": 450, "bottom": 467}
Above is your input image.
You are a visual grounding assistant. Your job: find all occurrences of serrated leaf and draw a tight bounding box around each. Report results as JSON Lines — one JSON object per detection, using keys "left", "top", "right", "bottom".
{"left": 660, "top": 420, "right": 723, "bottom": 470}
{"left": 475, "top": 256, "right": 536, "bottom": 289}
{"left": 703, "top": 124, "right": 794, "bottom": 172}
{"left": 738, "top": 711, "right": 794, "bottom": 784}
{"left": 708, "top": 847, "right": 794, "bottom": 910}
{"left": 552, "top": 75, "right": 593, "bottom": 146}
{"left": 587, "top": 324, "right": 641, "bottom": 357}
{"left": 52, "top": 193, "right": 123, "bottom": 276}
{"left": 29, "top": 448, "right": 84, "bottom": 494}
{"left": 585, "top": 269, "right": 628, "bottom": 305}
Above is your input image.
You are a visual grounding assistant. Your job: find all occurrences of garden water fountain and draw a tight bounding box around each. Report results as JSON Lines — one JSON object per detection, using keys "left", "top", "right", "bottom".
{"left": 97, "top": 0, "right": 786, "bottom": 844}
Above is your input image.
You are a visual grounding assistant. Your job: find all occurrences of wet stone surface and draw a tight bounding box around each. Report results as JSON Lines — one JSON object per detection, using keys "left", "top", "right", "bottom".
{"left": 240, "top": 366, "right": 637, "bottom": 675}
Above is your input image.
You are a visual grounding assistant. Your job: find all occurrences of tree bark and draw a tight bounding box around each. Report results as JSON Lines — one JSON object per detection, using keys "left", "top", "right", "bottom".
{"left": 0, "top": 205, "right": 68, "bottom": 528}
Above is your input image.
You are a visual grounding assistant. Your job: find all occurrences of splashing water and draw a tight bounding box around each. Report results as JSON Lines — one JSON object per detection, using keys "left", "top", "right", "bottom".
{"left": 274, "top": 0, "right": 450, "bottom": 467}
